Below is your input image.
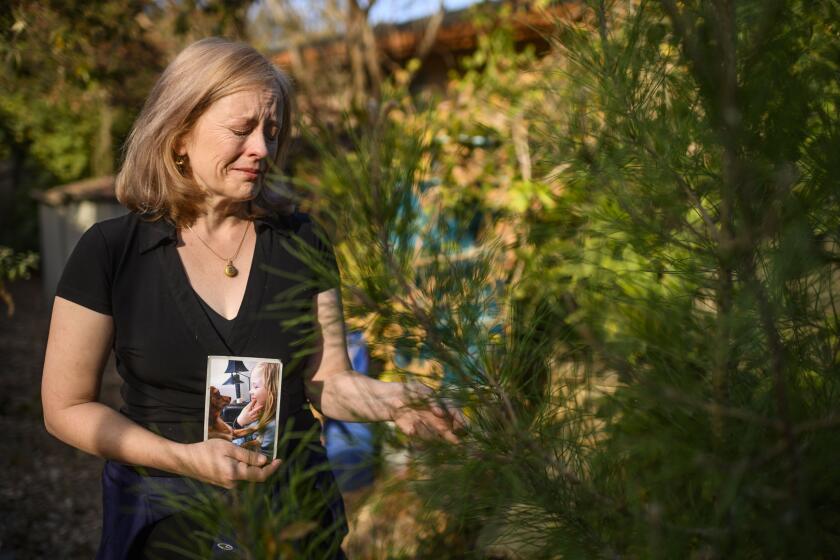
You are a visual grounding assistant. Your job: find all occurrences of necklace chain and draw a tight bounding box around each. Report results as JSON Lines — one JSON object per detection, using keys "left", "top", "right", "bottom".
{"left": 186, "top": 221, "right": 251, "bottom": 274}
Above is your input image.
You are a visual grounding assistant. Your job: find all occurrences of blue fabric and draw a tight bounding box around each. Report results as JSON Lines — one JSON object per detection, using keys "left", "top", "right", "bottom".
{"left": 324, "top": 332, "right": 375, "bottom": 492}
{"left": 232, "top": 419, "right": 277, "bottom": 458}
{"left": 346, "top": 330, "right": 369, "bottom": 374}
{"left": 324, "top": 420, "right": 375, "bottom": 492}
{"left": 97, "top": 461, "right": 231, "bottom": 559}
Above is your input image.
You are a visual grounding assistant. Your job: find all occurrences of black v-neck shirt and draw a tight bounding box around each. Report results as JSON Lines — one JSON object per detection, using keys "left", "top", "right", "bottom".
{"left": 56, "top": 211, "right": 338, "bottom": 445}
{"left": 194, "top": 290, "right": 235, "bottom": 345}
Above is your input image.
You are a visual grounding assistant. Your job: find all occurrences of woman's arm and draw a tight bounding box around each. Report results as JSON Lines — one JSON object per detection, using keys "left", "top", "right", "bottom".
{"left": 304, "top": 289, "right": 463, "bottom": 443}
{"left": 42, "top": 297, "right": 279, "bottom": 488}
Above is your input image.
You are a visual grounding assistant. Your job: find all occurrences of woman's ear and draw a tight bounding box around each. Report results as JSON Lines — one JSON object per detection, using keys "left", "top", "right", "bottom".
{"left": 174, "top": 134, "right": 188, "bottom": 156}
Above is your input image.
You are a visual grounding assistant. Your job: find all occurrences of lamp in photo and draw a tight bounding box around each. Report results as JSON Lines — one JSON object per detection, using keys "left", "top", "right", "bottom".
{"left": 223, "top": 359, "right": 250, "bottom": 404}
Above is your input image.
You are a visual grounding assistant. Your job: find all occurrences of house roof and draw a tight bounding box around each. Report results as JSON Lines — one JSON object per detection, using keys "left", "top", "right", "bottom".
{"left": 270, "top": 3, "right": 580, "bottom": 69}
{"left": 33, "top": 175, "right": 116, "bottom": 206}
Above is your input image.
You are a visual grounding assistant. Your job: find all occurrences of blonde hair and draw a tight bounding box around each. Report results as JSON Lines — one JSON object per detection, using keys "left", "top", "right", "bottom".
{"left": 253, "top": 361, "right": 281, "bottom": 433}
{"left": 116, "top": 37, "right": 294, "bottom": 225}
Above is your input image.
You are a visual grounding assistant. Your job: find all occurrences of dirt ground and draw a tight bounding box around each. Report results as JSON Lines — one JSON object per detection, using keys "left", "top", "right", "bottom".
{"left": 0, "top": 276, "right": 123, "bottom": 558}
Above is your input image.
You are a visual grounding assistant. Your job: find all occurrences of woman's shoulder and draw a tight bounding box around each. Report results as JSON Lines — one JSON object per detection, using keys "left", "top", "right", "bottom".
{"left": 255, "top": 209, "right": 314, "bottom": 231}
{"left": 69, "top": 212, "right": 135, "bottom": 255}
{"left": 91, "top": 211, "right": 174, "bottom": 247}
{"left": 58, "top": 212, "right": 152, "bottom": 313}
{"left": 255, "top": 210, "right": 328, "bottom": 247}
{"left": 68, "top": 212, "right": 178, "bottom": 272}
{"left": 95, "top": 211, "right": 171, "bottom": 234}
{"left": 91, "top": 211, "right": 140, "bottom": 238}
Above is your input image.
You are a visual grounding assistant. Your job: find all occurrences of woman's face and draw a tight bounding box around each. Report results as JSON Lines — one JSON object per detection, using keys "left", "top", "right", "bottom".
{"left": 249, "top": 367, "right": 268, "bottom": 406}
{"left": 177, "top": 88, "right": 280, "bottom": 203}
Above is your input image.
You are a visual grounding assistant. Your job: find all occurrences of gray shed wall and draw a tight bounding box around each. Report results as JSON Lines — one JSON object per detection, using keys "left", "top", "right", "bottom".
{"left": 39, "top": 201, "right": 127, "bottom": 305}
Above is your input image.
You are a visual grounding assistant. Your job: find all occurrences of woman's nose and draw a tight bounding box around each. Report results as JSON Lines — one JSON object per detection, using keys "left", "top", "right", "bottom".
{"left": 246, "top": 128, "right": 269, "bottom": 159}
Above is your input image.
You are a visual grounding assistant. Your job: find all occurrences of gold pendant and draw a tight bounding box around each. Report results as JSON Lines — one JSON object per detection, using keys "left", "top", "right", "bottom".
{"left": 224, "top": 261, "right": 238, "bottom": 278}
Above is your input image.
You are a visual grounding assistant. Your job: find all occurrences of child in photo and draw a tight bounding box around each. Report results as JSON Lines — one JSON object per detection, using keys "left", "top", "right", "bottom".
{"left": 232, "top": 361, "right": 280, "bottom": 458}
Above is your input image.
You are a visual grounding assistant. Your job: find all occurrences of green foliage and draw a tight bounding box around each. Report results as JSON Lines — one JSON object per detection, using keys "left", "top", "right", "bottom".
{"left": 0, "top": 246, "right": 38, "bottom": 316}
{"left": 0, "top": 0, "right": 250, "bottom": 250}
{"left": 0, "top": 1, "right": 158, "bottom": 248}
{"left": 527, "top": 0, "right": 840, "bottom": 556}
{"left": 293, "top": 1, "right": 840, "bottom": 557}
{"left": 0, "top": 94, "right": 98, "bottom": 182}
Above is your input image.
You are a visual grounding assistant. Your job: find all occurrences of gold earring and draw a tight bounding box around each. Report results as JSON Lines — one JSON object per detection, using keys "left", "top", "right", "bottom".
{"left": 175, "top": 154, "right": 187, "bottom": 172}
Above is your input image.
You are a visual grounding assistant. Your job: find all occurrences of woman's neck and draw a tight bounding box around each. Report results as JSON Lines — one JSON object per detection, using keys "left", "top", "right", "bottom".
{"left": 194, "top": 199, "right": 251, "bottom": 235}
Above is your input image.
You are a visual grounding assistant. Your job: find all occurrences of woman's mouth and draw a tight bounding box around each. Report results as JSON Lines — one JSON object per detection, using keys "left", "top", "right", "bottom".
{"left": 233, "top": 168, "right": 261, "bottom": 180}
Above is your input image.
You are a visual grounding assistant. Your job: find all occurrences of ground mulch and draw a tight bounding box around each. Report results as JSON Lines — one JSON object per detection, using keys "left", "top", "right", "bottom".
{"left": 0, "top": 276, "right": 121, "bottom": 559}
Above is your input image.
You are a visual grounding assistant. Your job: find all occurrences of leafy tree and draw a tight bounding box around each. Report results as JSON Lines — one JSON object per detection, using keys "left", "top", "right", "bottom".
{"left": 0, "top": 0, "right": 250, "bottom": 250}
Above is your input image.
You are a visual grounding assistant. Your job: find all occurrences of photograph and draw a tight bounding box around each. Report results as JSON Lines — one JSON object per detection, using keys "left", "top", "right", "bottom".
{"left": 204, "top": 356, "right": 283, "bottom": 460}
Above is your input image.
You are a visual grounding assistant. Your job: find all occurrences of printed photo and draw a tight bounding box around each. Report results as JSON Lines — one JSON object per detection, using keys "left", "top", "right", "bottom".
{"left": 204, "top": 356, "right": 283, "bottom": 460}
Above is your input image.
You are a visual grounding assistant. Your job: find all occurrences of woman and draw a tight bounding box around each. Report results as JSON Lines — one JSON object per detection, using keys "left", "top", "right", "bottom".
{"left": 232, "top": 361, "right": 280, "bottom": 457}
{"left": 41, "top": 38, "right": 461, "bottom": 559}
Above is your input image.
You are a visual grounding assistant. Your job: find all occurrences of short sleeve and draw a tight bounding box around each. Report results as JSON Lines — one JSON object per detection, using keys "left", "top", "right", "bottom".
{"left": 56, "top": 224, "right": 113, "bottom": 315}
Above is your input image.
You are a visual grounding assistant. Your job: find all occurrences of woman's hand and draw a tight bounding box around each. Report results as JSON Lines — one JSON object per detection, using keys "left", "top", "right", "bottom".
{"left": 236, "top": 400, "right": 263, "bottom": 427}
{"left": 175, "top": 438, "right": 280, "bottom": 489}
{"left": 306, "top": 289, "right": 467, "bottom": 439}
{"left": 390, "top": 382, "right": 467, "bottom": 445}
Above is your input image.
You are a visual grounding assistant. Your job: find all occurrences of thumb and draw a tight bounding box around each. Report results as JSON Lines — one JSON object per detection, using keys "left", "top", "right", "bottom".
{"left": 430, "top": 403, "right": 448, "bottom": 419}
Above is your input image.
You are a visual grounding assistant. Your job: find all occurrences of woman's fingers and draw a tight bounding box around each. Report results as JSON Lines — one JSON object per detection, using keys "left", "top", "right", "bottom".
{"left": 428, "top": 400, "right": 468, "bottom": 434}
{"left": 426, "top": 413, "right": 461, "bottom": 444}
{"left": 418, "top": 417, "right": 459, "bottom": 444}
{"left": 447, "top": 406, "right": 469, "bottom": 432}
{"left": 429, "top": 403, "right": 448, "bottom": 418}
{"left": 181, "top": 439, "right": 282, "bottom": 488}
{"left": 397, "top": 408, "right": 461, "bottom": 444}
{"left": 440, "top": 429, "right": 460, "bottom": 444}
{"left": 228, "top": 445, "right": 283, "bottom": 482}
{"left": 229, "top": 445, "right": 268, "bottom": 467}
{"left": 233, "top": 458, "right": 282, "bottom": 483}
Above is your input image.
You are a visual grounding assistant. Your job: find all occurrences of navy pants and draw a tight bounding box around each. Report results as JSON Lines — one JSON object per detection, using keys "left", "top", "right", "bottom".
{"left": 97, "top": 458, "right": 347, "bottom": 559}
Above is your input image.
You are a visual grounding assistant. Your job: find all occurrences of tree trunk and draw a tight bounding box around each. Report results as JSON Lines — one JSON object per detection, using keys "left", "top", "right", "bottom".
{"left": 92, "top": 91, "right": 114, "bottom": 177}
